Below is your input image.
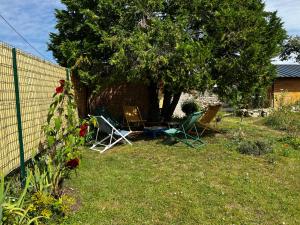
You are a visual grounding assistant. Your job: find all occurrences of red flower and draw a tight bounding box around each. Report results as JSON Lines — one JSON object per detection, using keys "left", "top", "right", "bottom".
{"left": 79, "top": 123, "right": 88, "bottom": 137}
{"left": 56, "top": 86, "right": 64, "bottom": 93}
{"left": 55, "top": 80, "right": 66, "bottom": 94}
{"left": 66, "top": 158, "right": 80, "bottom": 169}
{"left": 59, "top": 80, "right": 65, "bottom": 86}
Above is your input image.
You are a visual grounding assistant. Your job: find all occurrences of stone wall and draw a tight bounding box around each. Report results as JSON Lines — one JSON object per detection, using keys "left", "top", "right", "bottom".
{"left": 173, "top": 91, "right": 221, "bottom": 117}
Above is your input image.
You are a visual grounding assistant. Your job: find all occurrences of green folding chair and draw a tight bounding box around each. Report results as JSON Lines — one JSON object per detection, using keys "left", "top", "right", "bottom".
{"left": 163, "top": 112, "right": 205, "bottom": 148}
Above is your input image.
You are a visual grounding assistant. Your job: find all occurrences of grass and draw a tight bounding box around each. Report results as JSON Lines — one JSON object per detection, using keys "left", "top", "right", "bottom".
{"left": 63, "top": 117, "right": 300, "bottom": 225}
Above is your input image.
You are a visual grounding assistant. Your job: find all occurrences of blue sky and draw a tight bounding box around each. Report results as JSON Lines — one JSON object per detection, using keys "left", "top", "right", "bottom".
{"left": 0, "top": 0, "right": 299, "bottom": 63}
{"left": 0, "top": 0, "right": 62, "bottom": 62}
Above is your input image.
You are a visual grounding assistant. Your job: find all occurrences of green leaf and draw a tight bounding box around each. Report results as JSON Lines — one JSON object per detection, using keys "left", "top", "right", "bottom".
{"left": 47, "top": 113, "right": 54, "bottom": 124}
{"left": 67, "top": 134, "right": 75, "bottom": 145}
{"left": 47, "top": 136, "right": 55, "bottom": 147}
{"left": 54, "top": 118, "right": 62, "bottom": 131}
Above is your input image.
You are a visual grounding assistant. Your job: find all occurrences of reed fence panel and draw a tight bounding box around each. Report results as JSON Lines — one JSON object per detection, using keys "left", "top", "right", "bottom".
{"left": 0, "top": 42, "right": 67, "bottom": 175}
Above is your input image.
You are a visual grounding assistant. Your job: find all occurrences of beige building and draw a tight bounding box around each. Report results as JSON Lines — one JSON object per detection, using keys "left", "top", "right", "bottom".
{"left": 271, "top": 64, "right": 300, "bottom": 107}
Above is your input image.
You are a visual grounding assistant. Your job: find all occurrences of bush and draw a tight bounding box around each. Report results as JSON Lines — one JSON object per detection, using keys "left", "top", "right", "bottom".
{"left": 264, "top": 108, "right": 300, "bottom": 135}
{"left": 237, "top": 140, "right": 272, "bottom": 156}
{"left": 181, "top": 99, "right": 201, "bottom": 116}
{"left": 0, "top": 175, "right": 44, "bottom": 224}
{"left": 29, "top": 191, "right": 74, "bottom": 223}
{"left": 265, "top": 92, "right": 300, "bottom": 134}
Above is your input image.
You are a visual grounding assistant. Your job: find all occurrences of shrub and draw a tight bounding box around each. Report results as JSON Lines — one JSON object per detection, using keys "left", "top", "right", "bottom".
{"left": 266, "top": 111, "right": 300, "bottom": 134}
{"left": 237, "top": 140, "right": 272, "bottom": 156}
{"left": 265, "top": 92, "right": 300, "bottom": 134}
{"left": 264, "top": 107, "right": 299, "bottom": 132}
{"left": 42, "top": 80, "right": 90, "bottom": 195}
{"left": 28, "top": 191, "right": 74, "bottom": 223}
{"left": 181, "top": 99, "right": 201, "bottom": 116}
{"left": 0, "top": 176, "right": 44, "bottom": 224}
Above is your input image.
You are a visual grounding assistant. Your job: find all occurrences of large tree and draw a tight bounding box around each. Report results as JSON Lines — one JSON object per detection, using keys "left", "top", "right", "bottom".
{"left": 49, "top": 0, "right": 286, "bottom": 120}
{"left": 280, "top": 36, "right": 300, "bottom": 63}
{"left": 201, "top": 1, "right": 286, "bottom": 106}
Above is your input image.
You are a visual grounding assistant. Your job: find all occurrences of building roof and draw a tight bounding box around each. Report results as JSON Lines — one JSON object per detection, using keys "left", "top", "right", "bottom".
{"left": 276, "top": 64, "right": 300, "bottom": 78}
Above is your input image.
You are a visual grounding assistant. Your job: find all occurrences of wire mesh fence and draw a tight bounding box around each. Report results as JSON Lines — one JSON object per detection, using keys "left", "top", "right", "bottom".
{"left": 0, "top": 42, "right": 67, "bottom": 176}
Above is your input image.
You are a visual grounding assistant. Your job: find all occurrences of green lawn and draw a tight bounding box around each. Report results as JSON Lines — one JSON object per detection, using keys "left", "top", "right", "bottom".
{"left": 63, "top": 117, "right": 300, "bottom": 225}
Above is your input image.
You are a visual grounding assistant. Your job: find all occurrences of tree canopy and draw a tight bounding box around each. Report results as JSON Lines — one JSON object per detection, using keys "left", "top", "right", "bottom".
{"left": 49, "top": 0, "right": 286, "bottom": 120}
{"left": 280, "top": 36, "right": 300, "bottom": 63}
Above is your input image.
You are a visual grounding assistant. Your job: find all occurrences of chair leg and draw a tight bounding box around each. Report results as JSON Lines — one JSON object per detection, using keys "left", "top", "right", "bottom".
{"left": 90, "top": 135, "right": 111, "bottom": 150}
{"left": 113, "top": 129, "right": 132, "bottom": 145}
{"left": 95, "top": 128, "right": 100, "bottom": 141}
{"left": 200, "top": 127, "right": 206, "bottom": 136}
{"left": 100, "top": 135, "right": 131, "bottom": 153}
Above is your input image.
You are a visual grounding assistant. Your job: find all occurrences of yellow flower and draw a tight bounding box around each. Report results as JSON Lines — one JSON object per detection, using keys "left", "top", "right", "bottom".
{"left": 41, "top": 209, "right": 52, "bottom": 218}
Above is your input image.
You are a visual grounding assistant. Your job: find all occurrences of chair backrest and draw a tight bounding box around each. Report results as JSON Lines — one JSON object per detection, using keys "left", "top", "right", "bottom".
{"left": 181, "top": 111, "right": 203, "bottom": 131}
{"left": 123, "top": 105, "right": 144, "bottom": 123}
{"left": 94, "top": 107, "right": 105, "bottom": 116}
{"left": 199, "top": 104, "right": 222, "bottom": 124}
{"left": 94, "top": 107, "right": 120, "bottom": 127}
{"left": 97, "top": 116, "right": 116, "bottom": 134}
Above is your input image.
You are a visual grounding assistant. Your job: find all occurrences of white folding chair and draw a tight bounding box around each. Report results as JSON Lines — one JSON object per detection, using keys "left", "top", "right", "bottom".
{"left": 90, "top": 115, "right": 132, "bottom": 153}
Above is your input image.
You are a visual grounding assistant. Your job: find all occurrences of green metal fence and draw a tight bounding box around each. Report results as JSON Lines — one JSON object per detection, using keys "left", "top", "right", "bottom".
{"left": 0, "top": 42, "right": 67, "bottom": 179}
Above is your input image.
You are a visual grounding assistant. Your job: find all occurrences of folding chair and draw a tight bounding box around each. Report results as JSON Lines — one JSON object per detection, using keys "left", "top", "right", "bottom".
{"left": 198, "top": 104, "right": 222, "bottom": 136}
{"left": 93, "top": 107, "right": 121, "bottom": 128}
{"left": 90, "top": 115, "right": 132, "bottom": 153}
{"left": 123, "top": 105, "right": 146, "bottom": 130}
{"left": 163, "top": 111, "right": 205, "bottom": 148}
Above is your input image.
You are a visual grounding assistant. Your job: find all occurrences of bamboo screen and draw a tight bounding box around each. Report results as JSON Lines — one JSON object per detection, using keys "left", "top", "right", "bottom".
{"left": 0, "top": 42, "right": 67, "bottom": 175}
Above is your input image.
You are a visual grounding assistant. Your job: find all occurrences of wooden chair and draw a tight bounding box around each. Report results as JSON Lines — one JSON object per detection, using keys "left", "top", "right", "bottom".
{"left": 123, "top": 105, "right": 146, "bottom": 130}
{"left": 198, "top": 104, "right": 222, "bottom": 136}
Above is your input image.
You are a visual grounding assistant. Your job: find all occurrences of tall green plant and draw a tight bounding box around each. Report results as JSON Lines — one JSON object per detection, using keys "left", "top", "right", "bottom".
{"left": 42, "top": 79, "right": 87, "bottom": 196}
{"left": 43, "top": 79, "right": 86, "bottom": 164}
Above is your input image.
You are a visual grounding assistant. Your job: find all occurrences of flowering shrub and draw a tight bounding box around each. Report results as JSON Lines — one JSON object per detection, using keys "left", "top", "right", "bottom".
{"left": 42, "top": 79, "right": 88, "bottom": 197}
{"left": 44, "top": 79, "right": 86, "bottom": 170}
{"left": 1, "top": 79, "right": 86, "bottom": 224}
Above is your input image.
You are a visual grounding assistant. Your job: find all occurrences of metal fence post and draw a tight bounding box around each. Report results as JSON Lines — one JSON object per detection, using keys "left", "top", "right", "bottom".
{"left": 12, "top": 48, "right": 26, "bottom": 185}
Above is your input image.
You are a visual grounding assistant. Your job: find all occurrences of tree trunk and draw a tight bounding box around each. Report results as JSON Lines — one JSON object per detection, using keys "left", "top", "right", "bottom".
{"left": 163, "top": 92, "right": 181, "bottom": 121}
{"left": 147, "top": 81, "right": 161, "bottom": 122}
{"left": 71, "top": 74, "right": 89, "bottom": 119}
{"left": 161, "top": 89, "right": 172, "bottom": 118}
